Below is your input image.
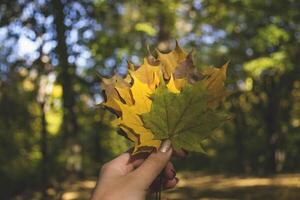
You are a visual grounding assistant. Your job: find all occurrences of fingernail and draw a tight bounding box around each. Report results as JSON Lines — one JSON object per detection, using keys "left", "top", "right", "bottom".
{"left": 159, "top": 139, "right": 171, "bottom": 153}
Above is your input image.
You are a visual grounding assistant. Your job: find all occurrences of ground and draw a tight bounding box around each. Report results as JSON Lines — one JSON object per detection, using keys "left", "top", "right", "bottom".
{"left": 58, "top": 172, "right": 300, "bottom": 200}
{"left": 13, "top": 172, "right": 300, "bottom": 200}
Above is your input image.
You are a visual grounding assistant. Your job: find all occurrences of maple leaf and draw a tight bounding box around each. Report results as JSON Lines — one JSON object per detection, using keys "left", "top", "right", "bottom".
{"left": 157, "top": 40, "right": 188, "bottom": 79}
{"left": 129, "top": 74, "right": 153, "bottom": 114}
{"left": 118, "top": 125, "right": 160, "bottom": 154}
{"left": 99, "top": 41, "right": 231, "bottom": 155}
{"left": 101, "top": 74, "right": 133, "bottom": 112}
{"left": 142, "top": 82, "right": 228, "bottom": 152}
{"left": 110, "top": 74, "right": 161, "bottom": 154}
{"left": 166, "top": 74, "right": 185, "bottom": 94}
{"left": 202, "top": 62, "right": 230, "bottom": 109}
{"left": 114, "top": 101, "right": 161, "bottom": 154}
{"left": 173, "top": 52, "right": 204, "bottom": 83}
{"left": 131, "top": 58, "right": 161, "bottom": 91}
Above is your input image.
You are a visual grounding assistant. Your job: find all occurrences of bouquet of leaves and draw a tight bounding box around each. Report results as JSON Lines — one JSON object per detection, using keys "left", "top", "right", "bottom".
{"left": 100, "top": 41, "right": 229, "bottom": 156}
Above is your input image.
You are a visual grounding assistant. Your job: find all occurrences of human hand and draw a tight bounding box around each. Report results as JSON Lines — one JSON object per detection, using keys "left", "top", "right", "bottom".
{"left": 91, "top": 140, "right": 178, "bottom": 200}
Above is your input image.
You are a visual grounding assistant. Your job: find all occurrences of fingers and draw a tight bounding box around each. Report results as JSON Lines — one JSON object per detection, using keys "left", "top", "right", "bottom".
{"left": 150, "top": 176, "right": 179, "bottom": 191}
{"left": 128, "top": 158, "right": 145, "bottom": 171}
{"left": 164, "top": 162, "right": 176, "bottom": 179}
{"left": 100, "top": 142, "right": 177, "bottom": 180}
{"left": 100, "top": 152, "right": 145, "bottom": 178}
{"left": 100, "top": 153, "right": 130, "bottom": 178}
{"left": 131, "top": 140, "right": 172, "bottom": 188}
{"left": 164, "top": 177, "right": 179, "bottom": 189}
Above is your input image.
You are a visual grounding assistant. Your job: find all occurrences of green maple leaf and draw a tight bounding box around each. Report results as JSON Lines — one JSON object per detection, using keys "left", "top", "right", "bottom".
{"left": 141, "top": 82, "right": 228, "bottom": 153}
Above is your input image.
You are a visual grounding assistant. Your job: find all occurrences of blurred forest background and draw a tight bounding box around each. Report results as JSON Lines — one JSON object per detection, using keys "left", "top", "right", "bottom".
{"left": 0, "top": 0, "right": 299, "bottom": 199}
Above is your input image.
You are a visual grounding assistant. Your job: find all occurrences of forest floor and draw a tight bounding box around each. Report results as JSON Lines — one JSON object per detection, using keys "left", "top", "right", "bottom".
{"left": 14, "top": 172, "right": 300, "bottom": 200}
{"left": 57, "top": 172, "right": 300, "bottom": 200}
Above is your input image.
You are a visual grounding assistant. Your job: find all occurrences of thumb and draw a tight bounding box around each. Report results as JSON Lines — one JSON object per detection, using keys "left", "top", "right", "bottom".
{"left": 131, "top": 140, "right": 172, "bottom": 188}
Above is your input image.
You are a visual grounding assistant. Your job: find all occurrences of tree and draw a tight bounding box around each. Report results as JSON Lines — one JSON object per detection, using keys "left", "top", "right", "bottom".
{"left": 198, "top": 0, "right": 300, "bottom": 173}
{"left": 51, "top": 0, "right": 78, "bottom": 138}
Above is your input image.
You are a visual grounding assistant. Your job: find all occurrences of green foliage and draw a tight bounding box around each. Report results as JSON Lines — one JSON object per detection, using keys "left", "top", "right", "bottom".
{"left": 253, "top": 25, "right": 289, "bottom": 52}
{"left": 244, "top": 51, "right": 291, "bottom": 77}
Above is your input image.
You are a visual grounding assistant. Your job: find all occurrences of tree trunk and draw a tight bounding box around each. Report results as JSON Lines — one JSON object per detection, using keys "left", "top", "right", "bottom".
{"left": 263, "top": 75, "right": 279, "bottom": 174}
{"left": 235, "top": 112, "right": 246, "bottom": 172}
{"left": 156, "top": 1, "right": 173, "bottom": 45}
{"left": 40, "top": 101, "right": 48, "bottom": 199}
{"left": 51, "top": 0, "right": 78, "bottom": 137}
{"left": 231, "top": 93, "right": 246, "bottom": 173}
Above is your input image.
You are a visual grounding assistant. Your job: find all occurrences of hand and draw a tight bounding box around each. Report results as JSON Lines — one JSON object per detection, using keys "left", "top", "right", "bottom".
{"left": 91, "top": 140, "right": 178, "bottom": 200}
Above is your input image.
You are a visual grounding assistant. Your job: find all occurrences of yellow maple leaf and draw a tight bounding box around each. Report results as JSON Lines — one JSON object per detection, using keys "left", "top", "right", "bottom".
{"left": 115, "top": 100, "right": 160, "bottom": 154}
{"left": 174, "top": 78, "right": 187, "bottom": 91}
{"left": 167, "top": 74, "right": 181, "bottom": 93}
{"left": 134, "top": 139, "right": 161, "bottom": 154}
{"left": 129, "top": 74, "right": 153, "bottom": 114}
{"left": 115, "top": 86, "right": 134, "bottom": 106}
{"left": 119, "top": 125, "right": 139, "bottom": 144}
{"left": 102, "top": 83, "right": 122, "bottom": 112}
{"left": 202, "top": 62, "right": 229, "bottom": 109}
{"left": 102, "top": 75, "right": 132, "bottom": 112}
{"left": 157, "top": 40, "right": 188, "bottom": 79}
{"left": 127, "top": 60, "right": 135, "bottom": 71}
{"left": 131, "top": 58, "right": 161, "bottom": 91}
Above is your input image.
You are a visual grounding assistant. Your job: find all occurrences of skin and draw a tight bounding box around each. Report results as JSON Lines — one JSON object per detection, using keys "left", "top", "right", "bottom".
{"left": 91, "top": 147, "right": 185, "bottom": 200}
